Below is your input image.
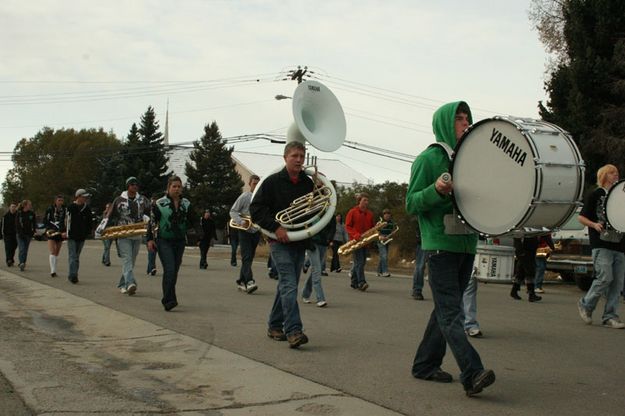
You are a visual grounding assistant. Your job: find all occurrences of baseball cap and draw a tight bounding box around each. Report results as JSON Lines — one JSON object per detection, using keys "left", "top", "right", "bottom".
{"left": 75, "top": 189, "right": 91, "bottom": 198}
{"left": 126, "top": 176, "right": 139, "bottom": 186}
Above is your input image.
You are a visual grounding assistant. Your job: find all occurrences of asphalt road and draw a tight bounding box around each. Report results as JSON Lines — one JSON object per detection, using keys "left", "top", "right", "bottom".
{"left": 1, "top": 239, "right": 624, "bottom": 416}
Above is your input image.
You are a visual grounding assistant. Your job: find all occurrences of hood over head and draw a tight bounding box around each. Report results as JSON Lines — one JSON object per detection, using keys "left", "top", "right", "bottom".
{"left": 431, "top": 101, "right": 473, "bottom": 148}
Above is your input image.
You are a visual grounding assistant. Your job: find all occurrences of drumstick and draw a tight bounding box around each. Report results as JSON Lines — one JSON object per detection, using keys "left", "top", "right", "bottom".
{"left": 440, "top": 172, "right": 452, "bottom": 183}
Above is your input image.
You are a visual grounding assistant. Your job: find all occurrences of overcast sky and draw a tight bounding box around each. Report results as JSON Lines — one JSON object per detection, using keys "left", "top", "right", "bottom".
{"left": 0, "top": 0, "right": 550, "bottom": 188}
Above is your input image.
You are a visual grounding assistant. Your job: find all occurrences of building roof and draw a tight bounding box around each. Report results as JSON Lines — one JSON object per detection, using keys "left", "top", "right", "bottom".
{"left": 167, "top": 147, "right": 370, "bottom": 187}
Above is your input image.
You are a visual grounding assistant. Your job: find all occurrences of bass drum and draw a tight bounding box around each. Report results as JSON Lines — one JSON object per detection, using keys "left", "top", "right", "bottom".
{"left": 473, "top": 244, "right": 515, "bottom": 282}
{"left": 605, "top": 179, "right": 625, "bottom": 232}
{"left": 451, "top": 116, "right": 585, "bottom": 236}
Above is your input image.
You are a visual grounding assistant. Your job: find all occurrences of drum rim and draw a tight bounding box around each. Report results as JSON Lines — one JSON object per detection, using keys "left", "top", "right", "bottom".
{"left": 450, "top": 117, "right": 539, "bottom": 236}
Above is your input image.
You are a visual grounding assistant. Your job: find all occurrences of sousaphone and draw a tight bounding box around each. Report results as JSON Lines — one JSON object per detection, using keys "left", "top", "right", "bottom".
{"left": 252, "top": 80, "right": 346, "bottom": 241}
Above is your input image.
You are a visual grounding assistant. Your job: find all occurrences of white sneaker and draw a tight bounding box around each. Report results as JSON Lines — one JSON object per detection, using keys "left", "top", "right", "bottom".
{"left": 467, "top": 328, "right": 483, "bottom": 337}
{"left": 127, "top": 283, "right": 137, "bottom": 296}
{"left": 120, "top": 287, "right": 128, "bottom": 294}
{"left": 535, "top": 287, "right": 545, "bottom": 294}
{"left": 316, "top": 300, "right": 327, "bottom": 308}
{"left": 381, "top": 272, "right": 391, "bottom": 277}
{"left": 237, "top": 282, "right": 247, "bottom": 292}
{"left": 246, "top": 281, "right": 258, "bottom": 294}
{"left": 302, "top": 297, "right": 312, "bottom": 304}
{"left": 602, "top": 318, "right": 625, "bottom": 329}
{"left": 577, "top": 299, "right": 592, "bottom": 324}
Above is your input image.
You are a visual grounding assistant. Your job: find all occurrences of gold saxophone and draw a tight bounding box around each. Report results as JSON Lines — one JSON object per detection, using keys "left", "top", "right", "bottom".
{"left": 338, "top": 221, "right": 387, "bottom": 256}
{"left": 100, "top": 221, "right": 148, "bottom": 240}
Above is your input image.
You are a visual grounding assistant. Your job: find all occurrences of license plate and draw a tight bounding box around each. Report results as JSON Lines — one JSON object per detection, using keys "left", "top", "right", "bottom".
{"left": 574, "top": 265, "right": 587, "bottom": 274}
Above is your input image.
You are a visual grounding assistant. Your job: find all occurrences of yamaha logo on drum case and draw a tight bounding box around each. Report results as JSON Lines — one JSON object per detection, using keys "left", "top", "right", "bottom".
{"left": 489, "top": 127, "right": 528, "bottom": 167}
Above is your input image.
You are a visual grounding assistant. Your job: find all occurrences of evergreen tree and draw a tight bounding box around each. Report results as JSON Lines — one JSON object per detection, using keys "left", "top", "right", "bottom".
{"left": 125, "top": 107, "right": 171, "bottom": 198}
{"left": 531, "top": 0, "right": 625, "bottom": 183}
{"left": 184, "top": 121, "right": 243, "bottom": 227}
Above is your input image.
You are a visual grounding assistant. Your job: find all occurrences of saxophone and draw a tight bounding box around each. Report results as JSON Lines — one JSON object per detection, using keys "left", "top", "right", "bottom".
{"left": 338, "top": 221, "right": 387, "bottom": 256}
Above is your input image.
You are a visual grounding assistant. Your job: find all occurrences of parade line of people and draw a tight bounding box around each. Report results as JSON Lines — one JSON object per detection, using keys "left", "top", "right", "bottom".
{"left": 1, "top": 102, "right": 624, "bottom": 398}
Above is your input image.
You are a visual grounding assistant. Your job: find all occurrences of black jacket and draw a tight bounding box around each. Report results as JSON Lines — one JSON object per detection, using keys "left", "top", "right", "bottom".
{"left": 16, "top": 210, "right": 36, "bottom": 238}
{"left": 1, "top": 211, "right": 17, "bottom": 240}
{"left": 250, "top": 167, "right": 314, "bottom": 233}
{"left": 67, "top": 203, "right": 93, "bottom": 241}
{"left": 200, "top": 217, "right": 217, "bottom": 242}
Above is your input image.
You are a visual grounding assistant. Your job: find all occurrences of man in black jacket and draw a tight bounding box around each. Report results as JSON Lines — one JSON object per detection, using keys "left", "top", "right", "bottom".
{"left": 66, "top": 189, "right": 93, "bottom": 284}
{"left": 1, "top": 203, "right": 18, "bottom": 267}
{"left": 250, "top": 142, "right": 314, "bottom": 349}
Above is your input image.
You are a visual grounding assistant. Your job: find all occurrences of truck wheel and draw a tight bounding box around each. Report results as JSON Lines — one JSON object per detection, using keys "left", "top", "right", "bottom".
{"left": 559, "top": 271, "right": 575, "bottom": 282}
{"left": 574, "top": 274, "right": 593, "bottom": 291}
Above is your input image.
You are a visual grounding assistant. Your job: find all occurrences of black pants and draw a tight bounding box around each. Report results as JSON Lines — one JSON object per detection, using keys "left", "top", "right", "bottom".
{"left": 199, "top": 239, "right": 210, "bottom": 267}
{"left": 330, "top": 240, "right": 343, "bottom": 271}
{"left": 4, "top": 237, "right": 17, "bottom": 265}
{"left": 514, "top": 253, "right": 536, "bottom": 285}
{"left": 238, "top": 230, "right": 260, "bottom": 284}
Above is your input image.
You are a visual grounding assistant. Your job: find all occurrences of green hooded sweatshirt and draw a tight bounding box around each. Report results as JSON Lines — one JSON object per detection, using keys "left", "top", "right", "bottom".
{"left": 405, "top": 101, "right": 478, "bottom": 254}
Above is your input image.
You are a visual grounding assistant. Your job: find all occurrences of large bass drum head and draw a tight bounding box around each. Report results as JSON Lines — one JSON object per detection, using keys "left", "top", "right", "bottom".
{"left": 451, "top": 118, "right": 536, "bottom": 235}
{"left": 606, "top": 180, "right": 625, "bottom": 232}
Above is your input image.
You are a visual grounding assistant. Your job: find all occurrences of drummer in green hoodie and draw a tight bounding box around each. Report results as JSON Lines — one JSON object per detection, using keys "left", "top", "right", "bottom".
{"left": 405, "top": 101, "right": 495, "bottom": 397}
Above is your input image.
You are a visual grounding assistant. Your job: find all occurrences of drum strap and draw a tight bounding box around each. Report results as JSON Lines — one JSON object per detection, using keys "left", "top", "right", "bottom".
{"left": 427, "top": 142, "right": 454, "bottom": 162}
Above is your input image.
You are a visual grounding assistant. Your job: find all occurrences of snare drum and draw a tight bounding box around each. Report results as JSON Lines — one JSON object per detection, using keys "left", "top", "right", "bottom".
{"left": 605, "top": 179, "right": 625, "bottom": 232}
{"left": 451, "top": 116, "right": 585, "bottom": 236}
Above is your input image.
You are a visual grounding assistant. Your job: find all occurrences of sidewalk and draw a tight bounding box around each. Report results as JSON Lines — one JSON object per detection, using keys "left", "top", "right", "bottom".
{"left": 0, "top": 269, "right": 402, "bottom": 415}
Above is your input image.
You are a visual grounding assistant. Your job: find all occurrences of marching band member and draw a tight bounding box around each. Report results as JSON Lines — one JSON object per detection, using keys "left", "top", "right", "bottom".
{"left": 345, "top": 193, "right": 375, "bottom": 291}
{"left": 406, "top": 101, "right": 495, "bottom": 396}
{"left": 66, "top": 189, "right": 94, "bottom": 284}
{"left": 511, "top": 236, "right": 543, "bottom": 302}
{"left": 106, "top": 177, "right": 150, "bottom": 296}
{"left": 16, "top": 200, "right": 35, "bottom": 272}
{"left": 229, "top": 175, "right": 261, "bottom": 293}
{"left": 577, "top": 164, "right": 625, "bottom": 329}
{"left": 199, "top": 209, "right": 217, "bottom": 270}
{"left": 250, "top": 142, "right": 313, "bottom": 349}
{"left": 1, "top": 203, "right": 18, "bottom": 267}
{"left": 44, "top": 195, "right": 67, "bottom": 278}
{"left": 376, "top": 208, "right": 395, "bottom": 277}
{"left": 147, "top": 176, "right": 195, "bottom": 312}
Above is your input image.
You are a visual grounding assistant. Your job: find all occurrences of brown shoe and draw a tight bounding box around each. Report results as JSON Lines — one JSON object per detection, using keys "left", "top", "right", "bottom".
{"left": 287, "top": 331, "right": 309, "bottom": 349}
{"left": 267, "top": 328, "right": 286, "bottom": 341}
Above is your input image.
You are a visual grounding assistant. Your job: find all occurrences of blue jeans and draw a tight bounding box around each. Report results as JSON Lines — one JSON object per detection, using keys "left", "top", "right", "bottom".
{"left": 147, "top": 245, "right": 157, "bottom": 273}
{"left": 351, "top": 247, "right": 367, "bottom": 287}
{"left": 238, "top": 230, "right": 260, "bottom": 284}
{"left": 412, "top": 251, "right": 484, "bottom": 389}
{"left": 17, "top": 236, "right": 31, "bottom": 265}
{"left": 157, "top": 238, "right": 186, "bottom": 306}
{"left": 412, "top": 243, "right": 426, "bottom": 295}
{"left": 102, "top": 239, "right": 111, "bottom": 265}
{"left": 303, "top": 244, "right": 326, "bottom": 302}
{"left": 319, "top": 244, "right": 328, "bottom": 272}
{"left": 268, "top": 242, "right": 306, "bottom": 336}
{"left": 377, "top": 241, "right": 389, "bottom": 274}
{"left": 67, "top": 239, "right": 85, "bottom": 279}
{"left": 462, "top": 273, "right": 479, "bottom": 331}
{"left": 580, "top": 248, "right": 625, "bottom": 322}
{"left": 534, "top": 257, "right": 547, "bottom": 289}
{"left": 116, "top": 238, "right": 141, "bottom": 289}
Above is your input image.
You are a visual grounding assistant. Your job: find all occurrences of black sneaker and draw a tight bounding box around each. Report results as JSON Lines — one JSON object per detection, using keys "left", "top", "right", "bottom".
{"left": 412, "top": 292, "right": 425, "bottom": 300}
{"left": 18, "top": 263, "right": 25, "bottom": 271}
{"left": 465, "top": 369, "right": 496, "bottom": 397}
{"left": 164, "top": 301, "right": 178, "bottom": 311}
{"left": 421, "top": 369, "right": 453, "bottom": 383}
{"left": 358, "top": 282, "right": 369, "bottom": 291}
{"left": 287, "top": 331, "right": 309, "bottom": 349}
